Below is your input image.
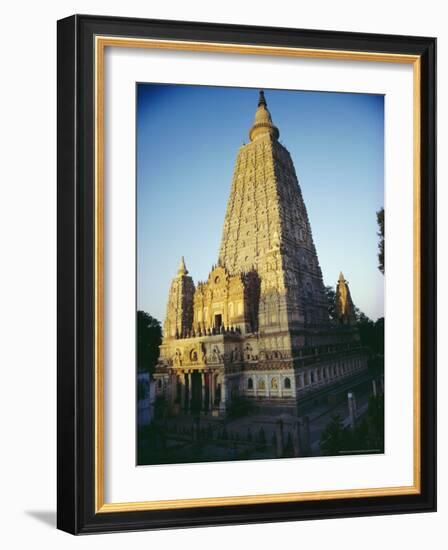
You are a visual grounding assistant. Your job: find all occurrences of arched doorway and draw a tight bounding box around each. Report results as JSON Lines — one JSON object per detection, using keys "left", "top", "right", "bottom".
{"left": 189, "top": 371, "right": 202, "bottom": 414}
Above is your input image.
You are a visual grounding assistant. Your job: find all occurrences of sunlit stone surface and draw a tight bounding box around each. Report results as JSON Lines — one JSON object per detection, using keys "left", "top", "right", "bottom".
{"left": 154, "top": 91, "right": 368, "bottom": 416}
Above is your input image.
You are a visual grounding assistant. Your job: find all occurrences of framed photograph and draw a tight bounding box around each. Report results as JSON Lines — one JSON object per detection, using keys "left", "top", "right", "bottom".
{"left": 57, "top": 15, "right": 436, "bottom": 534}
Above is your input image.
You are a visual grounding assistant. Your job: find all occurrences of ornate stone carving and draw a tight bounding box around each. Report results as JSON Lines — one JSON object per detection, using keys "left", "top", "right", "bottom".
{"left": 163, "top": 257, "right": 195, "bottom": 339}
{"left": 155, "top": 91, "right": 367, "bottom": 413}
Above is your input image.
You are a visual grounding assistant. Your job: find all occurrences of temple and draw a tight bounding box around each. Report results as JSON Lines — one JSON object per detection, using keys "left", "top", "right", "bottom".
{"left": 154, "top": 91, "right": 368, "bottom": 416}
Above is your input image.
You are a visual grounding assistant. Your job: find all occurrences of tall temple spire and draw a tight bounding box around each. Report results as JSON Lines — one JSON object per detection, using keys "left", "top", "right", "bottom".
{"left": 220, "top": 88, "right": 328, "bottom": 329}
{"left": 249, "top": 90, "right": 280, "bottom": 142}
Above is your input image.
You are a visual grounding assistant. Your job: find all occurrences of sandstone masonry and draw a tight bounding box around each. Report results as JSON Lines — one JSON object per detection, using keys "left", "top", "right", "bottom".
{"left": 154, "top": 91, "right": 368, "bottom": 416}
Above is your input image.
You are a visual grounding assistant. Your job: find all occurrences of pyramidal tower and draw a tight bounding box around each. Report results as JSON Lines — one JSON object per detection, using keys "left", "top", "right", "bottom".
{"left": 219, "top": 91, "right": 328, "bottom": 341}
{"left": 163, "top": 257, "right": 195, "bottom": 339}
{"left": 155, "top": 91, "right": 367, "bottom": 415}
{"left": 335, "top": 272, "right": 357, "bottom": 325}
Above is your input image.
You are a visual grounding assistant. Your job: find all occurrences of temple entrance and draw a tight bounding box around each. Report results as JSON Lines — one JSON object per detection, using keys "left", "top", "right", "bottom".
{"left": 179, "top": 371, "right": 222, "bottom": 414}
{"left": 190, "top": 371, "right": 202, "bottom": 413}
{"left": 215, "top": 383, "right": 221, "bottom": 406}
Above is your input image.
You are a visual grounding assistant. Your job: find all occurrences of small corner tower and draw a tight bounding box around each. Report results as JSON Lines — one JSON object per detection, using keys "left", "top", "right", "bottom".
{"left": 335, "top": 272, "right": 357, "bottom": 325}
{"left": 163, "top": 257, "right": 195, "bottom": 339}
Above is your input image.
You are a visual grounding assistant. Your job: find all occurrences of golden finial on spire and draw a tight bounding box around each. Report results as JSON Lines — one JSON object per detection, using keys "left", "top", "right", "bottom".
{"left": 249, "top": 90, "right": 279, "bottom": 142}
{"left": 177, "top": 256, "right": 188, "bottom": 276}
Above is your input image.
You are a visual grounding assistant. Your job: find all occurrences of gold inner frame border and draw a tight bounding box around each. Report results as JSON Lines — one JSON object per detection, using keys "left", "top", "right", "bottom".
{"left": 94, "top": 35, "right": 421, "bottom": 513}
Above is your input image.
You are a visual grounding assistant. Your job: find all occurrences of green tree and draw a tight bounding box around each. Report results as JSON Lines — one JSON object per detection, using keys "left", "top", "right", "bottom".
{"left": 355, "top": 311, "right": 384, "bottom": 356}
{"left": 366, "top": 394, "right": 384, "bottom": 451}
{"left": 374, "top": 317, "right": 385, "bottom": 355}
{"left": 354, "top": 306, "right": 371, "bottom": 324}
{"left": 137, "top": 310, "right": 162, "bottom": 374}
{"left": 320, "top": 414, "right": 349, "bottom": 456}
{"left": 320, "top": 397, "right": 384, "bottom": 456}
{"left": 377, "top": 208, "right": 384, "bottom": 274}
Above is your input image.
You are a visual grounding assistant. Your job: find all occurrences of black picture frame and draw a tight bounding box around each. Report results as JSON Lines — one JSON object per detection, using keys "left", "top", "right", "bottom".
{"left": 57, "top": 14, "right": 436, "bottom": 534}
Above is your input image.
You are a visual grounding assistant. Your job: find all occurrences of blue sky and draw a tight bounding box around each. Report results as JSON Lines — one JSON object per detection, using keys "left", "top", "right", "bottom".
{"left": 137, "top": 84, "right": 384, "bottom": 323}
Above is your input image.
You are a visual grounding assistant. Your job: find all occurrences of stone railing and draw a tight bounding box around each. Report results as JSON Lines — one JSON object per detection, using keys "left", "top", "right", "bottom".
{"left": 174, "top": 325, "right": 242, "bottom": 339}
